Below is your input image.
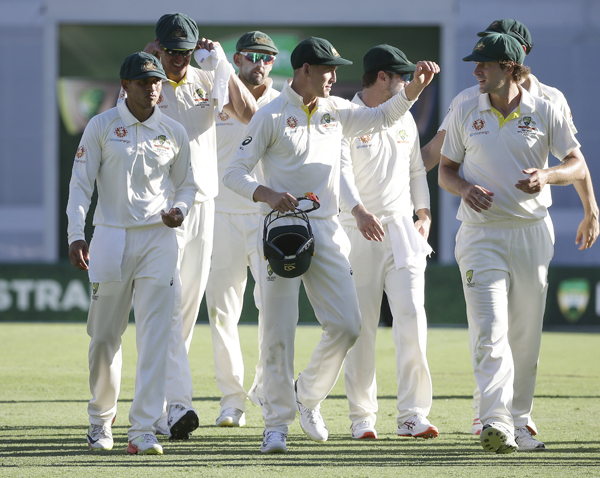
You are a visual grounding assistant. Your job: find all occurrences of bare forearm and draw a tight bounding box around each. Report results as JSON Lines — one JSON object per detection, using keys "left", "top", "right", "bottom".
{"left": 574, "top": 163, "right": 599, "bottom": 217}
{"left": 421, "top": 130, "right": 445, "bottom": 172}
{"left": 546, "top": 150, "right": 586, "bottom": 186}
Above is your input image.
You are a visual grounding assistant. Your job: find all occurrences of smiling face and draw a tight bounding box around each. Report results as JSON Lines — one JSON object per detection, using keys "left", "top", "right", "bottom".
{"left": 306, "top": 64, "right": 338, "bottom": 99}
{"left": 158, "top": 44, "right": 194, "bottom": 83}
{"left": 473, "top": 61, "right": 511, "bottom": 94}
{"left": 235, "top": 49, "right": 275, "bottom": 87}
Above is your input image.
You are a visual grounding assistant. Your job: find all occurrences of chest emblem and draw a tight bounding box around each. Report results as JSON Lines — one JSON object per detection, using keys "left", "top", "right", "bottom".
{"left": 218, "top": 111, "right": 230, "bottom": 121}
{"left": 194, "top": 88, "right": 209, "bottom": 102}
{"left": 321, "top": 113, "right": 335, "bottom": 124}
{"left": 397, "top": 130, "right": 409, "bottom": 142}
{"left": 153, "top": 135, "right": 171, "bottom": 150}
{"left": 358, "top": 135, "right": 371, "bottom": 144}
{"left": 114, "top": 126, "right": 128, "bottom": 138}
{"left": 286, "top": 116, "right": 299, "bottom": 129}
{"left": 76, "top": 145, "right": 85, "bottom": 158}
{"left": 473, "top": 119, "right": 485, "bottom": 131}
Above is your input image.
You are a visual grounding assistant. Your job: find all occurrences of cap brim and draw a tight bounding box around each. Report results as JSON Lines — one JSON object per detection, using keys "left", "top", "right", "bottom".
{"left": 160, "top": 40, "right": 198, "bottom": 50}
{"left": 477, "top": 30, "right": 494, "bottom": 37}
{"left": 129, "top": 71, "right": 168, "bottom": 81}
{"left": 462, "top": 52, "right": 498, "bottom": 62}
{"left": 240, "top": 45, "right": 279, "bottom": 55}
{"left": 320, "top": 58, "right": 353, "bottom": 66}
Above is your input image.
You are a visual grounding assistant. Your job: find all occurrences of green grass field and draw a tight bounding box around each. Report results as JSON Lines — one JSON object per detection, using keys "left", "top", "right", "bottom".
{"left": 1, "top": 323, "right": 598, "bottom": 477}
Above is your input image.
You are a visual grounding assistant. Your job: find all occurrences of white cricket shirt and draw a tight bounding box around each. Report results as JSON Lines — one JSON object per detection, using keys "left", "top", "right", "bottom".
{"left": 223, "top": 79, "right": 415, "bottom": 219}
{"left": 214, "top": 79, "right": 280, "bottom": 214}
{"left": 339, "top": 93, "right": 429, "bottom": 227}
{"left": 66, "top": 100, "right": 196, "bottom": 244}
{"left": 439, "top": 74, "right": 577, "bottom": 134}
{"left": 441, "top": 86, "right": 580, "bottom": 224}
{"left": 119, "top": 66, "right": 219, "bottom": 202}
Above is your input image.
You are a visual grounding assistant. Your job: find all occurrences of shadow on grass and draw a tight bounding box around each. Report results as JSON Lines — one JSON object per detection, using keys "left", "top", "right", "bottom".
{"left": 2, "top": 431, "right": 599, "bottom": 467}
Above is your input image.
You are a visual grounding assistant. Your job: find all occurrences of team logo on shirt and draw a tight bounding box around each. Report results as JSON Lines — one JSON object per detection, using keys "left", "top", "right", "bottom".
{"left": 91, "top": 282, "right": 99, "bottom": 300}
{"left": 194, "top": 88, "right": 208, "bottom": 108}
{"left": 358, "top": 135, "right": 371, "bottom": 144}
{"left": 473, "top": 119, "right": 485, "bottom": 131}
{"left": 157, "top": 94, "right": 164, "bottom": 106}
{"left": 119, "top": 88, "right": 126, "bottom": 101}
{"left": 517, "top": 115, "right": 538, "bottom": 135}
{"left": 242, "top": 136, "right": 252, "bottom": 146}
{"left": 466, "top": 270, "right": 475, "bottom": 288}
{"left": 319, "top": 113, "right": 338, "bottom": 132}
{"left": 396, "top": 130, "right": 409, "bottom": 143}
{"left": 75, "top": 145, "right": 86, "bottom": 163}
{"left": 218, "top": 111, "right": 230, "bottom": 121}
{"left": 267, "top": 264, "right": 276, "bottom": 281}
{"left": 153, "top": 135, "right": 171, "bottom": 150}
{"left": 286, "top": 116, "right": 299, "bottom": 129}
{"left": 321, "top": 113, "right": 334, "bottom": 124}
{"left": 114, "top": 126, "right": 128, "bottom": 138}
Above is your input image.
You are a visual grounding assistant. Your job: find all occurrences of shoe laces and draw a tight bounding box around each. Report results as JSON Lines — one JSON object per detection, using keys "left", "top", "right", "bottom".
{"left": 90, "top": 424, "right": 111, "bottom": 438}
{"left": 140, "top": 433, "right": 159, "bottom": 444}
{"left": 297, "top": 401, "right": 321, "bottom": 425}
{"left": 221, "top": 407, "right": 242, "bottom": 418}
{"left": 264, "top": 431, "right": 285, "bottom": 444}
{"left": 353, "top": 420, "right": 373, "bottom": 431}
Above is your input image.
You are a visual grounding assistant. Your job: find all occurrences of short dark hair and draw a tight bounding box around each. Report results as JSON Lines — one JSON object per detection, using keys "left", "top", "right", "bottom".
{"left": 499, "top": 60, "right": 531, "bottom": 83}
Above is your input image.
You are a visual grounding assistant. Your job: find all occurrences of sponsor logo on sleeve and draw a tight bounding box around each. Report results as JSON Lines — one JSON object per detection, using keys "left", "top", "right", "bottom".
{"left": 75, "top": 145, "right": 86, "bottom": 163}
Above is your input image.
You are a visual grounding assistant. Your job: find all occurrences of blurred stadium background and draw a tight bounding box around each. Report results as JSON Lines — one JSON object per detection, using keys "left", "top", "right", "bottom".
{"left": 0, "top": 0, "right": 598, "bottom": 328}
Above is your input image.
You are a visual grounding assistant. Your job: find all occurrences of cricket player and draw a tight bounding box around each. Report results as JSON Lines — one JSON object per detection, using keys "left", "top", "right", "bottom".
{"left": 339, "top": 45, "right": 438, "bottom": 441}
{"left": 67, "top": 52, "right": 196, "bottom": 454}
{"left": 224, "top": 36, "right": 439, "bottom": 453}
{"left": 205, "top": 31, "right": 280, "bottom": 428}
{"left": 118, "top": 13, "right": 259, "bottom": 439}
{"left": 423, "top": 18, "right": 599, "bottom": 437}
{"left": 439, "top": 33, "right": 591, "bottom": 453}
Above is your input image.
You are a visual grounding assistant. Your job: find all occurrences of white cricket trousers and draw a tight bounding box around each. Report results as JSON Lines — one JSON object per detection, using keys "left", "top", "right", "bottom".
{"left": 258, "top": 216, "right": 362, "bottom": 435}
{"left": 455, "top": 219, "right": 554, "bottom": 430}
{"left": 87, "top": 224, "right": 178, "bottom": 440}
{"left": 164, "top": 199, "right": 215, "bottom": 411}
{"left": 205, "top": 211, "right": 264, "bottom": 412}
{"left": 343, "top": 225, "right": 432, "bottom": 426}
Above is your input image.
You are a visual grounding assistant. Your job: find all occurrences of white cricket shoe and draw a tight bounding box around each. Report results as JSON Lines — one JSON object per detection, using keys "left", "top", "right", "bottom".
{"left": 168, "top": 404, "right": 199, "bottom": 440}
{"left": 127, "top": 433, "right": 163, "bottom": 455}
{"left": 351, "top": 419, "right": 378, "bottom": 439}
{"left": 87, "top": 423, "right": 113, "bottom": 451}
{"left": 480, "top": 422, "right": 518, "bottom": 454}
{"left": 261, "top": 431, "right": 288, "bottom": 453}
{"left": 216, "top": 408, "right": 246, "bottom": 427}
{"left": 515, "top": 426, "right": 546, "bottom": 451}
{"left": 294, "top": 379, "right": 328, "bottom": 442}
{"left": 472, "top": 416, "right": 483, "bottom": 435}
{"left": 397, "top": 414, "right": 439, "bottom": 439}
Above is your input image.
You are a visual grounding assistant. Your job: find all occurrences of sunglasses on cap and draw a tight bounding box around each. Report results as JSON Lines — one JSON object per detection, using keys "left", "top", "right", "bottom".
{"left": 163, "top": 48, "right": 194, "bottom": 58}
{"left": 237, "top": 52, "right": 276, "bottom": 64}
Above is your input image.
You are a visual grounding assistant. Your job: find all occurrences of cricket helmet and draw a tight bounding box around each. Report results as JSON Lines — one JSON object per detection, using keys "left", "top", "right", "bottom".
{"left": 263, "top": 195, "right": 320, "bottom": 279}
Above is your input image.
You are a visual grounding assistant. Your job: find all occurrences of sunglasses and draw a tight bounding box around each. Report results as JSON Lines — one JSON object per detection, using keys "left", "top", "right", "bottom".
{"left": 237, "top": 52, "right": 276, "bottom": 64}
{"left": 163, "top": 48, "right": 194, "bottom": 58}
{"left": 397, "top": 72, "right": 413, "bottom": 82}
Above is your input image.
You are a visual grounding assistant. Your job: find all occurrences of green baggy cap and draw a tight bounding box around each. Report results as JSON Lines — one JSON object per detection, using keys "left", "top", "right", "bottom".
{"left": 291, "top": 37, "right": 352, "bottom": 69}
{"left": 236, "top": 31, "right": 279, "bottom": 55}
{"left": 478, "top": 19, "right": 533, "bottom": 54}
{"left": 155, "top": 13, "right": 199, "bottom": 50}
{"left": 463, "top": 33, "right": 525, "bottom": 64}
{"left": 120, "top": 51, "right": 168, "bottom": 80}
{"left": 363, "top": 44, "right": 416, "bottom": 74}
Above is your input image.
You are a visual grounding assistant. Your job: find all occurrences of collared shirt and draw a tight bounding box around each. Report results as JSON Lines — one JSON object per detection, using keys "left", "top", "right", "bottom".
{"left": 66, "top": 101, "right": 196, "bottom": 244}
{"left": 119, "top": 66, "right": 219, "bottom": 202}
{"left": 441, "top": 86, "right": 580, "bottom": 224}
{"left": 214, "top": 79, "right": 280, "bottom": 214}
{"left": 223, "top": 79, "right": 415, "bottom": 219}
{"left": 438, "top": 74, "right": 577, "bottom": 134}
{"left": 339, "top": 93, "right": 429, "bottom": 227}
